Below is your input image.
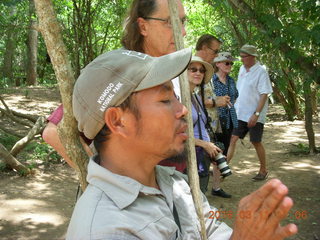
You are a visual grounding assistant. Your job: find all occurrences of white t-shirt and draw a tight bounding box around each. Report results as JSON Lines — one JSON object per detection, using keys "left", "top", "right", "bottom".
{"left": 235, "top": 62, "right": 272, "bottom": 124}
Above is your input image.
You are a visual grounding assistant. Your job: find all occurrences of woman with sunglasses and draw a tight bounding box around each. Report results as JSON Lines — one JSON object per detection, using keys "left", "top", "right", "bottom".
{"left": 188, "top": 56, "right": 228, "bottom": 195}
{"left": 212, "top": 52, "right": 239, "bottom": 159}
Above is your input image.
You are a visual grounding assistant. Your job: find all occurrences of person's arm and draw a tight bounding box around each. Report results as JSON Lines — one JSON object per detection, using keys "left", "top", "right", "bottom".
{"left": 42, "top": 122, "right": 93, "bottom": 169}
{"left": 247, "top": 93, "right": 268, "bottom": 128}
{"left": 205, "top": 96, "right": 231, "bottom": 108}
{"left": 195, "top": 138, "right": 221, "bottom": 159}
{"left": 230, "top": 179, "right": 298, "bottom": 239}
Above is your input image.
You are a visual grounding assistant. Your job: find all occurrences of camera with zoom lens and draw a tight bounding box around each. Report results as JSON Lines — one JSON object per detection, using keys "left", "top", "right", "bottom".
{"left": 213, "top": 152, "right": 232, "bottom": 178}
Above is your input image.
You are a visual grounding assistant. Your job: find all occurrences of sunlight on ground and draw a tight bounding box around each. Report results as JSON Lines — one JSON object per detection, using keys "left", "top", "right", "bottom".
{"left": 4, "top": 95, "right": 58, "bottom": 115}
{"left": 25, "top": 180, "right": 50, "bottom": 192}
{"left": 269, "top": 121, "right": 309, "bottom": 144}
{"left": 280, "top": 160, "right": 320, "bottom": 174}
{"left": 0, "top": 198, "right": 64, "bottom": 226}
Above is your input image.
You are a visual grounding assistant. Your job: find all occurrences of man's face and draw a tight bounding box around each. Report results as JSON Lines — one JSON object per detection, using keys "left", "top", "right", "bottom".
{"left": 240, "top": 52, "right": 255, "bottom": 67}
{"left": 202, "top": 40, "right": 221, "bottom": 63}
{"left": 125, "top": 82, "right": 188, "bottom": 161}
{"left": 138, "top": 0, "right": 187, "bottom": 57}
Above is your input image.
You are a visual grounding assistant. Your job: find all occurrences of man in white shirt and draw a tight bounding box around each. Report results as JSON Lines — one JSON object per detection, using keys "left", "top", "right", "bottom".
{"left": 227, "top": 45, "right": 273, "bottom": 181}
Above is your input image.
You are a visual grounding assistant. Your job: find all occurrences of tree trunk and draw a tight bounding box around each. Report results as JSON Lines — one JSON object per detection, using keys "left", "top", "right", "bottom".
{"left": 34, "top": 0, "right": 89, "bottom": 190}
{"left": 2, "top": 7, "right": 16, "bottom": 84}
{"left": 303, "top": 81, "right": 317, "bottom": 154}
{"left": 26, "top": 0, "right": 38, "bottom": 86}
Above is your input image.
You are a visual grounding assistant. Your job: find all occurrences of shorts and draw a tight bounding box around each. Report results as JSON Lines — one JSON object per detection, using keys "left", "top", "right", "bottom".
{"left": 232, "top": 120, "right": 264, "bottom": 143}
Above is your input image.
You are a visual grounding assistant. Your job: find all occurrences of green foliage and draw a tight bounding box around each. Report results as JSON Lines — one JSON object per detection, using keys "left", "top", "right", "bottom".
{"left": 0, "top": 77, "right": 11, "bottom": 88}
{"left": 290, "top": 143, "right": 311, "bottom": 155}
{"left": 24, "top": 141, "right": 60, "bottom": 162}
{"left": 0, "top": 0, "right": 318, "bottom": 121}
{"left": 0, "top": 132, "right": 19, "bottom": 150}
{"left": 0, "top": 161, "right": 8, "bottom": 171}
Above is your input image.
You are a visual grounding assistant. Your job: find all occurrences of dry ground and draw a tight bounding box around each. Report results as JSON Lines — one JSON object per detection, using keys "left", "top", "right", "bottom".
{"left": 0, "top": 86, "right": 319, "bottom": 240}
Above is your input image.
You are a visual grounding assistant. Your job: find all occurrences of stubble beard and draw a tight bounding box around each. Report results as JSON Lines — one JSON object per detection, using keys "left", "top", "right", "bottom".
{"left": 163, "top": 143, "right": 187, "bottom": 163}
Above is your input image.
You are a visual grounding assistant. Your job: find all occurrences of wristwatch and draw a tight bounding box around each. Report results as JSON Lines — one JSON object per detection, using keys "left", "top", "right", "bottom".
{"left": 254, "top": 112, "right": 260, "bottom": 116}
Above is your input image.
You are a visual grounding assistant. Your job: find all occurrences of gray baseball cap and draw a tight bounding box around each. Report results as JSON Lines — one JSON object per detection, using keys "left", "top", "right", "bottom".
{"left": 73, "top": 48, "right": 192, "bottom": 139}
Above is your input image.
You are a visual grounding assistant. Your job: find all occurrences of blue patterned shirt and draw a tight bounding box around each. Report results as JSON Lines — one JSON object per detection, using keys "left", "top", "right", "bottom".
{"left": 212, "top": 74, "right": 238, "bottom": 129}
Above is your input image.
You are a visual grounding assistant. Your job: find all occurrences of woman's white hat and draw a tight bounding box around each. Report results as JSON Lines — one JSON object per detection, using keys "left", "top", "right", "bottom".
{"left": 213, "top": 52, "right": 238, "bottom": 63}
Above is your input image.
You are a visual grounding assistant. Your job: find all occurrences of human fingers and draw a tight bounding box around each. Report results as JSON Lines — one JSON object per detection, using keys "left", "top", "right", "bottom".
{"left": 216, "top": 96, "right": 228, "bottom": 107}
{"left": 267, "top": 196, "right": 294, "bottom": 230}
{"left": 257, "top": 183, "right": 289, "bottom": 221}
{"left": 209, "top": 143, "right": 221, "bottom": 157}
{"left": 275, "top": 223, "right": 298, "bottom": 240}
{"left": 247, "top": 118, "right": 257, "bottom": 128}
{"left": 239, "top": 179, "right": 283, "bottom": 212}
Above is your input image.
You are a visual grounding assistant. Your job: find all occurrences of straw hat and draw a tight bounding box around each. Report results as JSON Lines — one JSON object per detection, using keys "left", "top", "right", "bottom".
{"left": 189, "top": 56, "right": 214, "bottom": 83}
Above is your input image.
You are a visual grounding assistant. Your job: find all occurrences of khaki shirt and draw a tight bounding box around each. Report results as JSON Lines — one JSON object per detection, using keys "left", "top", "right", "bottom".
{"left": 66, "top": 158, "right": 232, "bottom": 240}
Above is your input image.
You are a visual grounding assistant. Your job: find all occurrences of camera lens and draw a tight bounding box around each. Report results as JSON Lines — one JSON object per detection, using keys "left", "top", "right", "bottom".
{"left": 215, "top": 153, "right": 232, "bottom": 178}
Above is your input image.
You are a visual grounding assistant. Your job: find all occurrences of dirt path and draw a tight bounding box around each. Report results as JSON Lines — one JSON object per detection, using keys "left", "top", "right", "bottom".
{"left": 0, "top": 87, "right": 319, "bottom": 240}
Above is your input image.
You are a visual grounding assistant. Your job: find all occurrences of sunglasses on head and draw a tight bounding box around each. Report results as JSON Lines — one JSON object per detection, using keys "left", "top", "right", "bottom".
{"left": 188, "top": 67, "right": 206, "bottom": 74}
{"left": 224, "top": 62, "right": 234, "bottom": 66}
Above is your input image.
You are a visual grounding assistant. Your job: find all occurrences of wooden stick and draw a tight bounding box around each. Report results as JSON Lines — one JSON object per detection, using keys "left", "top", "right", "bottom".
{"left": 167, "top": 1, "right": 207, "bottom": 239}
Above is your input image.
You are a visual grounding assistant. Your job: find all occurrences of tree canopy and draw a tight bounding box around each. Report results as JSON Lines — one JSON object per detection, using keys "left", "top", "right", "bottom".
{"left": 0, "top": 0, "right": 319, "bottom": 174}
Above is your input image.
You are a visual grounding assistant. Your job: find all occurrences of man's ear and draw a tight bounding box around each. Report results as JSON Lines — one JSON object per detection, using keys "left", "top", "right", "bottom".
{"left": 104, "top": 107, "right": 127, "bottom": 137}
{"left": 137, "top": 17, "right": 148, "bottom": 37}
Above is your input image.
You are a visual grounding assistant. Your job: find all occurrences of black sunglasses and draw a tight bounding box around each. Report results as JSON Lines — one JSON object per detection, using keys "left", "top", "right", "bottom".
{"left": 224, "top": 62, "right": 234, "bottom": 66}
{"left": 188, "top": 67, "right": 206, "bottom": 74}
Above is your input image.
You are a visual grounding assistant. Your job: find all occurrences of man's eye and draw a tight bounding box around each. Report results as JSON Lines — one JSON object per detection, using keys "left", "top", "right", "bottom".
{"left": 161, "top": 100, "right": 171, "bottom": 104}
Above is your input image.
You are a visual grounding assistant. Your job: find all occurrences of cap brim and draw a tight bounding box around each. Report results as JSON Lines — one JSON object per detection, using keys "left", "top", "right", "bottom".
{"left": 240, "top": 50, "right": 258, "bottom": 57}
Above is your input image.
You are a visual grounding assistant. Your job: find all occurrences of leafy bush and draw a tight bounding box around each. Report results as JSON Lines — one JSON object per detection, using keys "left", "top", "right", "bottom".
{"left": 0, "top": 132, "right": 19, "bottom": 150}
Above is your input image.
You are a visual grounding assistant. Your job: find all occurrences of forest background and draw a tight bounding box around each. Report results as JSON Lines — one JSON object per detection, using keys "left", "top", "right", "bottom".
{"left": 0, "top": 0, "right": 319, "bottom": 239}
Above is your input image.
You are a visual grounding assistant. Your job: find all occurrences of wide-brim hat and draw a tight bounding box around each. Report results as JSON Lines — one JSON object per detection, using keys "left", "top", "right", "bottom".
{"left": 240, "top": 44, "right": 259, "bottom": 57}
{"left": 189, "top": 56, "right": 214, "bottom": 84}
{"left": 213, "top": 52, "right": 238, "bottom": 63}
{"left": 73, "top": 48, "right": 192, "bottom": 139}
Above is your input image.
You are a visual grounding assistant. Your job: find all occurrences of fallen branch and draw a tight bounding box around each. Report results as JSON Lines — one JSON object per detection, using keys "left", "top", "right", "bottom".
{"left": 10, "top": 116, "right": 46, "bottom": 157}
{"left": 0, "top": 107, "right": 34, "bottom": 128}
{"left": 0, "top": 95, "right": 11, "bottom": 112}
{"left": 0, "top": 106, "right": 39, "bottom": 123}
{"left": 0, "top": 143, "right": 31, "bottom": 176}
{"left": 0, "top": 125, "right": 25, "bottom": 138}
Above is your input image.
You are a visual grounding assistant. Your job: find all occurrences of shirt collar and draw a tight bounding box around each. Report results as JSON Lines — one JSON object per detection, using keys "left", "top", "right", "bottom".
{"left": 87, "top": 157, "right": 176, "bottom": 209}
{"left": 245, "top": 61, "right": 260, "bottom": 72}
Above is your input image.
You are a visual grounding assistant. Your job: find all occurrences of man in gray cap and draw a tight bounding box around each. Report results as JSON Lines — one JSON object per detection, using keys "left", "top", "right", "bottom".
{"left": 42, "top": 0, "right": 188, "bottom": 168}
{"left": 66, "top": 48, "right": 297, "bottom": 240}
{"left": 227, "top": 44, "right": 273, "bottom": 181}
